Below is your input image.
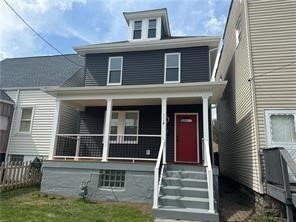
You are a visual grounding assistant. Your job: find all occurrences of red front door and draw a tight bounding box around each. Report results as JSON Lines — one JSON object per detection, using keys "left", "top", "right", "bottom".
{"left": 175, "top": 114, "right": 199, "bottom": 163}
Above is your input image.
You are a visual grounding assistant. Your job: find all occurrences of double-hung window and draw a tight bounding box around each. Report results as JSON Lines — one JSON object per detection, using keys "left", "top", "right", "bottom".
{"left": 164, "top": 53, "right": 181, "bottom": 83}
{"left": 110, "top": 111, "right": 139, "bottom": 144}
{"left": 133, "top": 21, "right": 142, "bottom": 39}
{"left": 265, "top": 110, "right": 296, "bottom": 146}
{"left": 108, "top": 57, "right": 123, "bottom": 85}
{"left": 19, "top": 107, "right": 33, "bottom": 133}
{"left": 148, "top": 19, "right": 157, "bottom": 38}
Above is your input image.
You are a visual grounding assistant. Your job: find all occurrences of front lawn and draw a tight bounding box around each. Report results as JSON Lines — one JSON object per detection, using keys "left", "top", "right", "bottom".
{"left": 0, "top": 187, "right": 153, "bottom": 222}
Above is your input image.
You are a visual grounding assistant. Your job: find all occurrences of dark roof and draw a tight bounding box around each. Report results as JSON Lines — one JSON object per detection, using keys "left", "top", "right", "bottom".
{"left": 0, "top": 89, "right": 14, "bottom": 103}
{"left": 0, "top": 54, "right": 84, "bottom": 88}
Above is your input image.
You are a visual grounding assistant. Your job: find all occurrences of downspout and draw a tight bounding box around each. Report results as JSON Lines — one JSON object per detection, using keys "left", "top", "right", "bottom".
{"left": 243, "top": 0, "right": 264, "bottom": 194}
{"left": 209, "top": 47, "right": 218, "bottom": 82}
{"left": 5, "top": 89, "right": 20, "bottom": 162}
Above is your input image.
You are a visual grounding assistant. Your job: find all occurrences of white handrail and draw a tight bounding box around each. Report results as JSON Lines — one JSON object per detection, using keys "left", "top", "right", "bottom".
{"left": 153, "top": 139, "right": 165, "bottom": 209}
{"left": 204, "top": 139, "right": 215, "bottom": 213}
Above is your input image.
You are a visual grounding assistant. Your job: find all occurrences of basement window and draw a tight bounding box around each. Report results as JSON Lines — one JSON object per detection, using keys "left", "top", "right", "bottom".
{"left": 10, "top": 154, "right": 24, "bottom": 162}
{"left": 99, "top": 170, "right": 125, "bottom": 189}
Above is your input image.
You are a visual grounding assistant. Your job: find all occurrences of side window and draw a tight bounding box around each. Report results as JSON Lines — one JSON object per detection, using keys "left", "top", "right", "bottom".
{"left": 164, "top": 53, "right": 181, "bottom": 83}
{"left": 133, "top": 21, "right": 142, "bottom": 39}
{"left": 107, "top": 57, "right": 123, "bottom": 85}
{"left": 19, "top": 107, "right": 33, "bottom": 133}
{"left": 235, "top": 16, "right": 242, "bottom": 47}
{"left": 266, "top": 110, "right": 296, "bottom": 145}
{"left": 148, "top": 19, "right": 157, "bottom": 38}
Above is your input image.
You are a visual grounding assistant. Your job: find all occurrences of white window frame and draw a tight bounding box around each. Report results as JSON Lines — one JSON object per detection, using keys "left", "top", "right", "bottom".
{"left": 109, "top": 110, "right": 139, "bottom": 144}
{"left": 133, "top": 20, "right": 143, "bottom": 40}
{"left": 265, "top": 109, "right": 296, "bottom": 147}
{"left": 147, "top": 18, "right": 157, "bottom": 39}
{"left": 18, "top": 106, "right": 34, "bottom": 134}
{"left": 128, "top": 17, "right": 161, "bottom": 41}
{"left": 164, "top": 52, "right": 181, "bottom": 84}
{"left": 107, "top": 56, "right": 123, "bottom": 85}
{"left": 235, "top": 16, "right": 242, "bottom": 48}
{"left": 0, "top": 115, "right": 9, "bottom": 131}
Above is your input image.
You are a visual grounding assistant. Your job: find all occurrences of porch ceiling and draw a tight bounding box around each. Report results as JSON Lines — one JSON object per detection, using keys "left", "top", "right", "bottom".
{"left": 43, "top": 81, "right": 227, "bottom": 105}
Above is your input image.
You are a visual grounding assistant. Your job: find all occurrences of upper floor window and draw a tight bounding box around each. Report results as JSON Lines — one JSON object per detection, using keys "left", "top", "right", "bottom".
{"left": 265, "top": 110, "right": 296, "bottom": 145}
{"left": 235, "top": 16, "right": 242, "bottom": 47}
{"left": 164, "top": 53, "right": 181, "bottom": 83}
{"left": 133, "top": 21, "right": 142, "bottom": 39}
{"left": 19, "top": 107, "right": 33, "bottom": 133}
{"left": 107, "top": 57, "right": 123, "bottom": 85}
{"left": 148, "top": 19, "right": 157, "bottom": 38}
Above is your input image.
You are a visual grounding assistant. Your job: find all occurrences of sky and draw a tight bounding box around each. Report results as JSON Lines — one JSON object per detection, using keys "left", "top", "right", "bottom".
{"left": 0, "top": 0, "right": 231, "bottom": 60}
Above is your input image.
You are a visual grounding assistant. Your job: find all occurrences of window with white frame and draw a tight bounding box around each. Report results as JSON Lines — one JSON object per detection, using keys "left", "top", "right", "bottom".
{"left": 148, "top": 19, "right": 157, "bottom": 38}
{"left": 0, "top": 116, "right": 9, "bottom": 130}
{"left": 10, "top": 154, "right": 24, "bottom": 162}
{"left": 19, "top": 107, "right": 33, "bottom": 133}
{"left": 265, "top": 110, "right": 296, "bottom": 145}
{"left": 235, "top": 16, "right": 242, "bottom": 47}
{"left": 164, "top": 53, "right": 181, "bottom": 83}
{"left": 108, "top": 57, "right": 123, "bottom": 85}
{"left": 110, "top": 111, "right": 139, "bottom": 143}
{"left": 133, "top": 20, "right": 142, "bottom": 39}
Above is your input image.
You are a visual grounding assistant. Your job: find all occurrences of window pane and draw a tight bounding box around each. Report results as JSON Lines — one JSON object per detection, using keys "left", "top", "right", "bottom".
{"left": 148, "top": 29, "right": 156, "bottom": 38}
{"left": 166, "top": 54, "right": 179, "bottom": 67}
{"left": 21, "top": 108, "right": 32, "bottom": 120}
{"left": 20, "top": 121, "right": 31, "bottom": 132}
{"left": 111, "top": 112, "right": 118, "bottom": 134}
{"left": 133, "top": 30, "right": 141, "bottom": 39}
{"left": 10, "top": 155, "right": 24, "bottom": 162}
{"left": 134, "top": 21, "right": 142, "bottom": 30}
{"left": 166, "top": 68, "right": 179, "bottom": 82}
{"left": 110, "top": 57, "right": 122, "bottom": 70}
{"left": 109, "top": 71, "right": 121, "bottom": 83}
{"left": 149, "top": 19, "right": 156, "bottom": 29}
{"left": 270, "top": 114, "right": 296, "bottom": 143}
{"left": 0, "top": 116, "right": 8, "bottom": 130}
{"left": 125, "top": 112, "right": 137, "bottom": 126}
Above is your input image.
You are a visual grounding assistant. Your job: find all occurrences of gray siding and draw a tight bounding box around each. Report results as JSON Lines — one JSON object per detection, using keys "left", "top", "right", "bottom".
{"left": 58, "top": 103, "right": 80, "bottom": 134}
{"left": 216, "top": 0, "right": 262, "bottom": 193}
{"left": 0, "top": 102, "right": 14, "bottom": 155}
{"left": 85, "top": 46, "right": 209, "bottom": 86}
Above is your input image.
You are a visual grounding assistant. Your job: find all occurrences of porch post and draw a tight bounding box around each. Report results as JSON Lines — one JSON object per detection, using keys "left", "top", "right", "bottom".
{"left": 102, "top": 99, "right": 113, "bottom": 162}
{"left": 161, "top": 97, "right": 167, "bottom": 164}
{"left": 48, "top": 99, "right": 61, "bottom": 160}
{"left": 202, "top": 96, "right": 209, "bottom": 166}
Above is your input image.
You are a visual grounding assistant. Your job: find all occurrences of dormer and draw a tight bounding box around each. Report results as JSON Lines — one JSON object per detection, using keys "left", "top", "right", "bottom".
{"left": 123, "top": 8, "right": 171, "bottom": 42}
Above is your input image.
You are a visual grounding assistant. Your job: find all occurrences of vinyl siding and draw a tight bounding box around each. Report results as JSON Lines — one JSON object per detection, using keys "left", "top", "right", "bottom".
{"left": 85, "top": 46, "right": 209, "bottom": 86}
{"left": 248, "top": 0, "right": 296, "bottom": 180}
{"left": 0, "top": 102, "right": 14, "bottom": 153}
{"left": 216, "top": 0, "right": 262, "bottom": 193}
{"left": 58, "top": 103, "right": 80, "bottom": 134}
{"left": 5, "top": 89, "right": 56, "bottom": 157}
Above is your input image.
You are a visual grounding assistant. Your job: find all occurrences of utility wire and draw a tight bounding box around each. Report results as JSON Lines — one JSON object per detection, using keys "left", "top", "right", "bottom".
{"left": 3, "top": 0, "right": 84, "bottom": 68}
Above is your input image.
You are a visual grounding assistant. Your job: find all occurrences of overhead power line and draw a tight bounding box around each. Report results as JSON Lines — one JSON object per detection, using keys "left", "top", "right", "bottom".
{"left": 3, "top": 0, "right": 84, "bottom": 68}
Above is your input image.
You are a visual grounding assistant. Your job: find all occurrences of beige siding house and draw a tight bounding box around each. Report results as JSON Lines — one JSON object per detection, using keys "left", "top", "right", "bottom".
{"left": 216, "top": 0, "right": 296, "bottom": 195}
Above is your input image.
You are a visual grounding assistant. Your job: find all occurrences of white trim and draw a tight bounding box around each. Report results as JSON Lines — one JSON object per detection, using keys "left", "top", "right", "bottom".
{"left": 107, "top": 56, "right": 123, "bottom": 85}
{"left": 161, "top": 97, "right": 167, "bottom": 163}
{"left": 235, "top": 15, "right": 242, "bottom": 48}
{"left": 49, "top": 100, "right": 61, "bottom": 160}
{"left": 202, "top": 96, "right": 209, "bottom": 166}
{"left": 174, "top": 113, "right": 199, "bottom": 163}
{"left": 102, "top": 99, "right": 113, "bottom": 162}
{"left": 0, "top": 99, "right": 14, "bottom": 105}
{"left": 265, "top": 109, "right": 296, "bottom": 147}
{"left": 164, "top": 52, "right": 181, "bottom": 84}
{"left": 18, "top": 106, "right": 35, "bottom": 134}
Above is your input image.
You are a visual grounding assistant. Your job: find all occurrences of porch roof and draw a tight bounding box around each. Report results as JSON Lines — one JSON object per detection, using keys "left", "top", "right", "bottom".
{"left": 43, "top": 81, "right": 227, "bottom": 104}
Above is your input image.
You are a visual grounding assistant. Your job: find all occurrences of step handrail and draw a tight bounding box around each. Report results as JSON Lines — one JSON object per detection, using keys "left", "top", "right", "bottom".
{"left": 204, "top": 139, "right": 215, "bottom": 213}
{"left": 153, "top": 139, "right": 165, "bottom": 209}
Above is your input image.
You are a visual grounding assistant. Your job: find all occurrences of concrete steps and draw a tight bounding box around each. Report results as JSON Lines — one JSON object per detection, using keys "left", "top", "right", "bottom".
{"left": 153, "top": 164, "right": 218, "bottom": 221}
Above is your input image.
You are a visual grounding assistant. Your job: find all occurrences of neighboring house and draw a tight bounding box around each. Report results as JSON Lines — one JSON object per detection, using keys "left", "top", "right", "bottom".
{"left": 0, "top": 54, "right": 84, "bottom": 162}
{"left": 215, "top": 0, "right": 296, "bottom": 216}
{"left": 0, "top": 90, "right": 14, "bottom": 162}
{"left": 39, "top": 9, "right": 226, "bottom": 221}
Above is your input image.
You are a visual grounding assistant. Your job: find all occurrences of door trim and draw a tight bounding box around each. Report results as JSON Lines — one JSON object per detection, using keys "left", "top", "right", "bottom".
{"left": 174, "top": 113, "right": 199, "bottom": 163}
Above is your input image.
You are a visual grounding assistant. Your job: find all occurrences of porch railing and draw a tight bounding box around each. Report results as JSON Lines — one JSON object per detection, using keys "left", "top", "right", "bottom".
{"left": 54, "top": 134, "right": 161, "bottom": 161}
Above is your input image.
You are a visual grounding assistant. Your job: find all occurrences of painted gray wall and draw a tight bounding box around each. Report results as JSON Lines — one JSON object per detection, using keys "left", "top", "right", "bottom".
{"left": 41, "top": 161, "right": 154, "bottom": 203}
{"left": 85, "top": 46, "right": 209, "bottom": 86}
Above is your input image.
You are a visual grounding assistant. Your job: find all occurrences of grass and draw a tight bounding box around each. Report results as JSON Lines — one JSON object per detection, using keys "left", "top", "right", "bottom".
{"left": 0, "top": 186, "right": 153, "bottom": 222}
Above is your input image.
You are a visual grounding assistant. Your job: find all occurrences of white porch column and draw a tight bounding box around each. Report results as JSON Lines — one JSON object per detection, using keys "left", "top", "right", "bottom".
{"left": 48, "top": 99, "right": 61, "bottom": 160}
{"left": 202, "top": 96, "right": 209, "bottom": 166}
{"left": 102, "top": 99, "right": 113, "bottom": 162}
{"left": 161, "top": 97, "right": 167, "bottom": 164}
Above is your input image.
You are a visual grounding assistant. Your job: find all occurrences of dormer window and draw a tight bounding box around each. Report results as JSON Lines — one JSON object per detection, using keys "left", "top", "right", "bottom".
{"left": 148, "top": 19, "right": 157, "bottom": 38}
{"left": 133, "top": 21, "right": 142, "bottom": 39}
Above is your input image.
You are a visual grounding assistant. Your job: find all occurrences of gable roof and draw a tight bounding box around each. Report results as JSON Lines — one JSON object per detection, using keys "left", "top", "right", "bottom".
{"left": 0, "top": 54, "right": 84, "bottom": 88}
{"left": 0, "top": 89, "right": 14, "bottom": 103}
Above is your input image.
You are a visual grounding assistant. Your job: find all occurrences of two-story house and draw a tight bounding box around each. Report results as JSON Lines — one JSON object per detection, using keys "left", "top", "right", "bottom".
{"left": 40, "top": 8, "right": 226, "bottom": 221}
{"left": 215, "top": 0, "right": 296, "bottom": 219}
